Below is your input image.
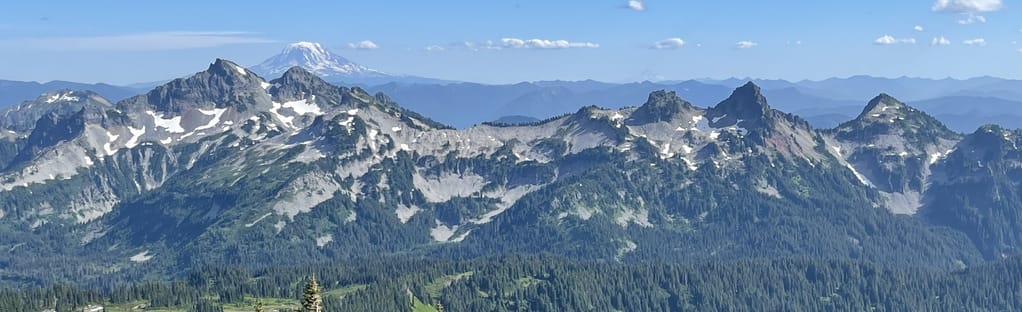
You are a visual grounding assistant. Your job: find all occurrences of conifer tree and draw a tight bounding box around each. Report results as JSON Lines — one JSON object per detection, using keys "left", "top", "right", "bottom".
{"left": 302, "top": 275, "right": 323, "bottom": 312}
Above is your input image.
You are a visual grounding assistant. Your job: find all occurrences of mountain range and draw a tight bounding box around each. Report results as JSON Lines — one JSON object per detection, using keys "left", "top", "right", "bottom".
{"left": 4, "top": 41, "right": 1022, "bottom": 133}
{"left": 3, "top": 58, "right": 1022, "bottom": 287}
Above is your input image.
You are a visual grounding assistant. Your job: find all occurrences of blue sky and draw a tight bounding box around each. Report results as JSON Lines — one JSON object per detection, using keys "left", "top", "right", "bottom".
{"left": 0, "top": 0, "right": 1020, "bottom": 84}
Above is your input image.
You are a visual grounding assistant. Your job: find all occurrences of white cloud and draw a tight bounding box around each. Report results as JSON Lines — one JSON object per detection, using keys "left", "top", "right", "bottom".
{"left": 425, "top": 45, "right": 445, "bottom": 52}
{"left": 735, "top": 41, "right": 758, "bottom": 49}
{"left": 957, "top": 13, "right": 987, "bottom": 24}
{"left": 874, "top": 35, "right": 917, "bottom": 45}
{"left": 651, "top": 38, "right": 685, "bottom": 49}
{"left": 932, "top": 36, "right": 952, "bottom": 45}
{"left": 463, "top": 41, "right": 496, "bottom": 51}
{"left": 466, "top": 38, "right": 599, "bottom": 50}
{"left": 501, "top": 38, "right": 599, "bottom": 49}
{"left": 627, "top": 0, "right": 645, "bottom": 11}
{"left": 346, "top": 40, "right": 379, "bottom": 50}
{"left": 914, "top": 25, "right": 925, "bottom": 32}
{"left": 9, "top": 31, "right": 273, "bottom": 51}
{"left": 932, "top": 0, "right": 1002, "bottom": 13}
{"left": 963, "top": 38, "right": 987, "bottom": 46}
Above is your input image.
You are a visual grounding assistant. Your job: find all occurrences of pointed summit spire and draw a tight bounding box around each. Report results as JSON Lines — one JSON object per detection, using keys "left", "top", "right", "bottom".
{"left": 206, "top": 58, "right": 252, "bottom": 78}
{"left": 706, "top": 82, "right": 771, "bottom": 128}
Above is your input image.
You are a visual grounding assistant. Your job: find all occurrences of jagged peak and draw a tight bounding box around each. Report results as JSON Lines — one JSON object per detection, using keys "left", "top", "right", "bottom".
{"left": 280, "top": 66, "right": 318, "bottom": 80}
{"left": 271, "top": 66, "right": 336, "bottom": 94}
{"left": 717, "top": 82, "right": 769, "bottom": 111}
{"left": 705, "top": 82, "right": 771, "bottom": 127}
{"left": 858, "top": 93, "right": 908, "bottom": 119}
{"left": 206, "top": 58, "right": 254, "bottom": 78}
{"left": 627, "top": 90, "right": 695, "bottom": 124}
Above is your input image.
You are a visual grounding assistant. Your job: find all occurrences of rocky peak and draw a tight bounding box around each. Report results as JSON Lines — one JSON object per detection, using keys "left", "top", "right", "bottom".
{"left": 959, "top": 125, "right": 1018, "bottom": 158}
{"left": 859, "top": 93, "right": 903, "bottom": 118}
{"left": 271, "top": 66, "right": 336, "bottom": 99}
{"left": 207, "top": 58, "right": 256, "bottom": 80}
{"left": 8, "top": 109, "right": 88, "bottom": 168}
{"left": 119, "top": 58, "right": 270, "bottom": 114}
{"left": 1, "top": 90, "right": 112, "bottom": 132}
{"left": 627, "top": 90, "right": 696, "bottom": 124}
{"left": 836, "top": 93, "right": 958, "bottom": 145}
{"left": 706, "top": 82, "right": 771, "bottom": 129}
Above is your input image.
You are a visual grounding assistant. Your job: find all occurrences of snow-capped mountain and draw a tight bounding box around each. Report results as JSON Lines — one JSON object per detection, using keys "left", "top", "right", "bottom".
{"left": 251, "top": 42, "right": 384, "bottom": 79}
{"left": 251, "top": 41, "right": 453, "bottom": 86}
{"left": 2, "top": 58, "right": 1019, "bottom": 284}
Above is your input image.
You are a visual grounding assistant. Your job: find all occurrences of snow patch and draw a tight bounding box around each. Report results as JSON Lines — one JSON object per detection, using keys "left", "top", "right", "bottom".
{"left": 147, "top": 111, "right": 186, "bottom": 133}
{"left": 471, "top": 185, "right": 542, "bottom": 224}
{"left": 245, "top": 212, "right": 272, "bottom": 227}
{"left": 430, "top": 221, "right": 461, "bottom": 242}
{"left": 315, "top": 234, "right": 333, "bottom": 247}
{"left": 125, "top": 126, "right": 146, "bottom": 148}
{"left": 231, "top": 64, "right": 248, "bottom": 76}
{"left": 103, "top": 131, "right": 120, "bottom": 155}
{"left": 45, "top": 92, "right": 79, "bottom": 103}
{"left": 130, "top": 250, "right": 153, "bottom": 263}
{"left": 272, "top": 173, "right": 339, "bottom": 220}
{"left": 395, "top": 204, "right": 420, "bottom": 223}
{"left": 413, "top": 172, "right": 486, "bottom": 203}
{"left": 195, "top": 108, "right": 227, "bottom": 132}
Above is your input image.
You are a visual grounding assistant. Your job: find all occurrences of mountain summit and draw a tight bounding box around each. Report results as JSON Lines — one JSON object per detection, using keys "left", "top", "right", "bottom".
{"left": 251, "top": 42, "right": 454, "bottom": 85}
{"left": 250, "top": 42, "right": 385, "bottom": 80}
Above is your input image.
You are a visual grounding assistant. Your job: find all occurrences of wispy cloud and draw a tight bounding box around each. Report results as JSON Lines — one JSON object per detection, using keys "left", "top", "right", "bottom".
{"left": 346, "top": 40, "right": 379, "bottom": 50}
{"left": 650, "top": 38, "right": 685, "bottom": 50}
{"left": 932, "top": 0, "right": 1000, "bottom": 24}
{"left": 932, "top": 36, "right": 952, "bottom": 46}
{"left": 874, "top": 35, "right": 916, "bottom": 45}
{"left": 465, "top": 38, "right": 599, "bottom": 50}
{"left": 914, "top": 25, "right": 925, "bottom": 32}
{"left": 626, "top": 0, "right": 645, "bottom": 11}
{"left": 963, "top": 38, "right": 987, "bottom": 46}
{"left": 957, "top": 13, "right": 987, "bottom": 24}
{"left": 735, "top": 41, "right": 758, "bottom": 49}
{"left": 424, "top": 45, "right": 445, "bottom": 52}
{"left": 9, "top": 31, "right": 274, "bottom": 51}
{"left": 932, "top": 0, "right": 1002, "bottom": 13}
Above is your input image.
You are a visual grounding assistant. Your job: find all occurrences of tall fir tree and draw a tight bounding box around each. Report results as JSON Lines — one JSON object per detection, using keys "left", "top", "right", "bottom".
{"left": 302, "top": 275, "right": 323, "bottom": 312}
